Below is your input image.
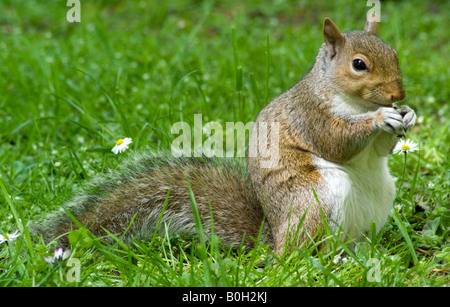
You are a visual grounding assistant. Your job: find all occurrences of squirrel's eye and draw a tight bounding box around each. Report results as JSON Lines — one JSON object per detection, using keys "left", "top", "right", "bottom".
{"left": 352, "top": 58, "right": 367, "bottom": 71}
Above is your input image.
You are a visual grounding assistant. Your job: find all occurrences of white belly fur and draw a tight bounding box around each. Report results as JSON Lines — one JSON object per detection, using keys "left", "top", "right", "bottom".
{"left": 314, "top": 143, "right": 395, "bottom": 241}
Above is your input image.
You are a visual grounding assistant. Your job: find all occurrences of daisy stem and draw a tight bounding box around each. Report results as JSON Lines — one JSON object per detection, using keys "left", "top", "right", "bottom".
{"left": 398, "top": 152, "right": 407, "bottom": 193}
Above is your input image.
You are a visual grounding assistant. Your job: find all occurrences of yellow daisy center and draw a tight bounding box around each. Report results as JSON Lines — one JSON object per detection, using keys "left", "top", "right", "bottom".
{"left": 116, "top": 139, "right": 124, "bottom": 145}
{"left": 402, "top": 144, "right": 410, "bottom": 151}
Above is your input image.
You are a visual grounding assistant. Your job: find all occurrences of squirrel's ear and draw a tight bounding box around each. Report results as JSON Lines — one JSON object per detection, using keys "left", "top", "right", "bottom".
{"left": 364, "top": 19, "right": 379, "bottom": 35}
{"left": 323, "top": 18, "right": 344, "bottom": 59}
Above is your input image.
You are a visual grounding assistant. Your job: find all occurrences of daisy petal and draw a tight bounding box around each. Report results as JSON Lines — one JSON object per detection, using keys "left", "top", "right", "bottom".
{"left": 112, "top": 137, "right": 132, "bottom": 154}
{"left": 393, "top": 138, "right": 418, "bottom": 154}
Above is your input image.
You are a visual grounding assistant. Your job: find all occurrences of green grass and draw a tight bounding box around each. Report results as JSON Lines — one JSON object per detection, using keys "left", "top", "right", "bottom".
{"left": 0, "top": 0, "right": 449, "bottom": 287}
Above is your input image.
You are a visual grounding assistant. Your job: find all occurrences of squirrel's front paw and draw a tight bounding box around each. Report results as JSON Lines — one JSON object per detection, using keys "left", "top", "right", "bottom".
{"left": 395, "top": 105, "right": 416, "bottom": 133}
{"left": 377, "top": 107, "right": 405, "bottom": 137}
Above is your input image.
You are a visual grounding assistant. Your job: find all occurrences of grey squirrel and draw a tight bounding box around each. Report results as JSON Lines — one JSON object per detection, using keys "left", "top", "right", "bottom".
{"left": 30, "top": 18, "right": 416, "bottom": 254}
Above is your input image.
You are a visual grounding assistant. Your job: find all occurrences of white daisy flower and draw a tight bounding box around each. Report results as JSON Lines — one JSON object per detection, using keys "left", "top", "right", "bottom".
{"left": 0, "top": 230, "right": 21, "bottom": 244}
{"left": 44, "top": 247, "right": 71, "bottom": 264}
{"left": 393, "top": 139, "right": 418, "bottom": 155}
{"left": 112, "top": 137, "right": 132, "bottom": 154}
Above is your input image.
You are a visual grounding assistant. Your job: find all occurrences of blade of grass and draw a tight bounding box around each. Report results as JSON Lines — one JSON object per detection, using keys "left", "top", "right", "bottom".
{"left": 392, "top": 209, "right": 419, "bottom": 265}
{"left": 265, "top": 32, "right": 270, "bottom": 104}
{"left": 149, "top": 188, "right": 171, "bottom": 249}
{"left": 297, "top": 250, "right": 345, "bottom": 287}
{"left": 184, "top": 173, "right": 215, "bottom": 286}
{"left": 0, "top": 175, "right": 35, "bottom": 257}
{"left": 249, "top": 72, "right": 262, "bottom": 110}
{"left": 231, "top": 26, "right": 243, "bottom": 118}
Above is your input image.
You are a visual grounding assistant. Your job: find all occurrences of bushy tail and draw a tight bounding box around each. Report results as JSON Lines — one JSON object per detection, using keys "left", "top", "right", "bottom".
{"left": 29, "top": 152, "right": 272, "bottom": 249}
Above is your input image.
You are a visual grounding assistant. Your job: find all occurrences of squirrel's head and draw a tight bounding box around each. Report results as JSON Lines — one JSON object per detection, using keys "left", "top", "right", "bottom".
{"left": 321, "top": 18, "right": 405, "bottom": 110}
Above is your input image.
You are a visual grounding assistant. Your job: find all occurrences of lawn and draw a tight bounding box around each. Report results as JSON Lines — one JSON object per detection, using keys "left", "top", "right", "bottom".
{"left": 0, "top": 0, "right": 448, "bottom": 288}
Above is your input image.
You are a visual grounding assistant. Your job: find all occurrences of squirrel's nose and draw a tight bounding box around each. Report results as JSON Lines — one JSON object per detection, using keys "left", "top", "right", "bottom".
{"left": 389, "top": 81, "right": 406, "bottom": 102}
{"left": 391, "top": 89, "right": 406, "bottom": 102}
